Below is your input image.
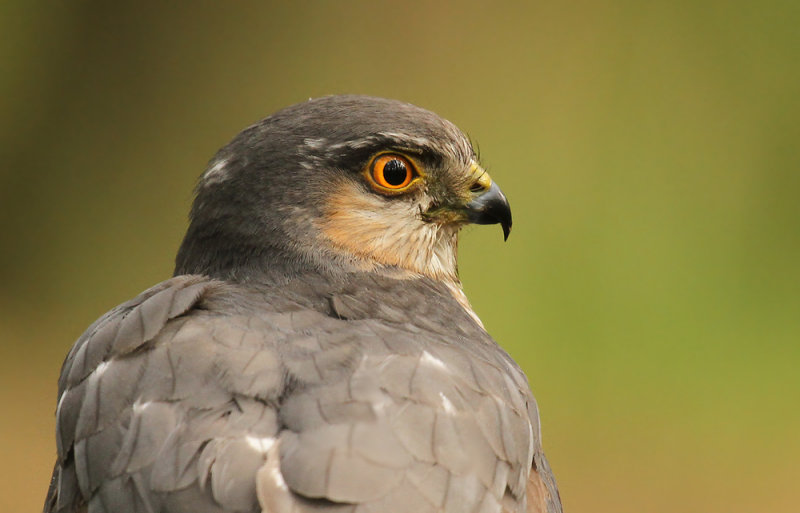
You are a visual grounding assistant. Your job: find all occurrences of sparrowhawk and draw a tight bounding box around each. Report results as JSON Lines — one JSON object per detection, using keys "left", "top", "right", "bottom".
{"left": 44, "top": 95, "right": 562, "bottom": 513}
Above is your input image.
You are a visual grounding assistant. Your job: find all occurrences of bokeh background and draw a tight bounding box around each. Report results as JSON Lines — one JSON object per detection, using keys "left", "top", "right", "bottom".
{"left": 2, "top": 2, "right": 798, "bottom": 511}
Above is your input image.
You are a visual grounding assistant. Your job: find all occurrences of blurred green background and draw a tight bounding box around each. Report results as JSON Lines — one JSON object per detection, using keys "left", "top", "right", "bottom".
{"left": 2, "top": 2, "right": 798, "bottom": 511}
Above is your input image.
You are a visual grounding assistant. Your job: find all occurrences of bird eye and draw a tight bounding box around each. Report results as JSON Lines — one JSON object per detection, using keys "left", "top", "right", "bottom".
{"left": 370, "top": 154, "right": 416, "bottom": 191}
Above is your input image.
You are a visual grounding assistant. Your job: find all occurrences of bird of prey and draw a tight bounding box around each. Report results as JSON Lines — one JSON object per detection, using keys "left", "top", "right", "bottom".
{"left": 44, "top": 95, "right": 562, "bottom": 513}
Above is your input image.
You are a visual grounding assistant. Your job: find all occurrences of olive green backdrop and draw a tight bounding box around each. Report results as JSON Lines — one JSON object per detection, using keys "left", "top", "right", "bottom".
{"left": 2, "top": 2, "right": 798, "bottom": 511}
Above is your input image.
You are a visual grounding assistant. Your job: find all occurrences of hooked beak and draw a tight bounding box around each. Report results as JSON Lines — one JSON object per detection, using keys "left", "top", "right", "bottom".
{"left": 465, "top": 165, "right": 512, "bottom": 240}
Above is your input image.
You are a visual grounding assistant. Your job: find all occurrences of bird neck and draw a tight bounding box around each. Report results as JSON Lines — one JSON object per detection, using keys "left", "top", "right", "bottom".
{"left": 173, "top": 225, "right": 312, "bottom": 283}
{"left": 174, "top": 225, "right": 483, "bottom": 328}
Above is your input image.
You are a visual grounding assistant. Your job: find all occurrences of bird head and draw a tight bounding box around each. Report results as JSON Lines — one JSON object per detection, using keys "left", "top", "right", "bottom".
{"left": 175, "top": 95, "right": 511, "bottom": 284}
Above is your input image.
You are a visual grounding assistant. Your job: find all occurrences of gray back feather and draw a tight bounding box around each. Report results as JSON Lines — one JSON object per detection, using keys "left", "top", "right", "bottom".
{"left": 46, "top": 272, "right": 559, "bottom": 513}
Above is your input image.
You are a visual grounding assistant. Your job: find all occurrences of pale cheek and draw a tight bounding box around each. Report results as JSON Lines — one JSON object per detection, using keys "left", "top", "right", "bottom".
{"left": 317, "top": 181, "right": 460, "bottom": 280}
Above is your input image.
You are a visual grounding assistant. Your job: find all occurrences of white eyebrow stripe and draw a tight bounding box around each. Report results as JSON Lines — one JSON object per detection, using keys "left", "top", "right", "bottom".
{"left": 376, "top": 131, "right": 436, "bottom": 149}
{"left": 303, "top": 137, "right": 327, "bottom": 149}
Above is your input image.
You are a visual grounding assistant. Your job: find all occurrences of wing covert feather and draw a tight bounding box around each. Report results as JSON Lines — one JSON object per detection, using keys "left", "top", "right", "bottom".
{"left": 47, "top": 274, "right": 560, "bottom": 513}
{"left": 47, "top": 277, "right": 283, "bottom": 513}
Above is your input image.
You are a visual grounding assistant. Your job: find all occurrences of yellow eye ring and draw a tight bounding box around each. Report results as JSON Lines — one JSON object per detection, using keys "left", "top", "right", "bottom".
{"left": 368, "top": 154, "right": 417, "bottom": 191}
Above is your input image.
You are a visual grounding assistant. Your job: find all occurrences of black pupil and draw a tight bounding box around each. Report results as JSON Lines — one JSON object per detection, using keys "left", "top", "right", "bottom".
{"left": 382, "top": 159, "right": 408, "bottom": 186}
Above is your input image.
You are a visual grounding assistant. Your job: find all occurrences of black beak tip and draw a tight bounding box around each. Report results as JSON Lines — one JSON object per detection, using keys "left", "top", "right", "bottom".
{"left": 466, "top": 182, "right": 513, "bottom": 241}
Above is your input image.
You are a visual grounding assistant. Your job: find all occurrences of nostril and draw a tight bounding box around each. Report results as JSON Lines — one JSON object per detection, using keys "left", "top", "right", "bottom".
{"left": 470, "top": 182, "right": 485, "bottom": 193}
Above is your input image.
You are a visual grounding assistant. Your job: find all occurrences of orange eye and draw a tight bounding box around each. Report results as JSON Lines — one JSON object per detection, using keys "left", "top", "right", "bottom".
{"left": 370, "top": 154, "right": 415, "bottom": 190}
